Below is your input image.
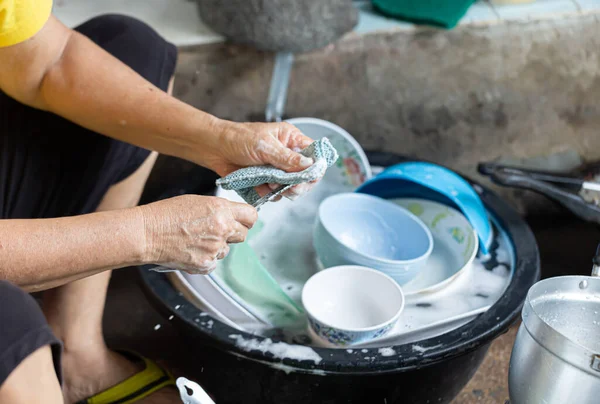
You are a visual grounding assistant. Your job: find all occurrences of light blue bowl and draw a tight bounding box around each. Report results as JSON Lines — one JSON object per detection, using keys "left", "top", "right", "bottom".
{"left": 356, "top": 162, "right": 492, "bottom": 254}
{"left": 313, "top": 193, "right": 433, "bottom": 285}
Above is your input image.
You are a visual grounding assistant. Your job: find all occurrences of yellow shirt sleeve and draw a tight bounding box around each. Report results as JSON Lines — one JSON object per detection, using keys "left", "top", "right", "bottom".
{"left": 0, "top": 0, "right": 53, "bottom": 48}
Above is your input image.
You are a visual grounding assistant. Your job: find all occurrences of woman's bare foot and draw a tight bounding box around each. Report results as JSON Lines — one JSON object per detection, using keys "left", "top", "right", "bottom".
{"left": 61, "top": 348, "right": 179, "bottom": 404}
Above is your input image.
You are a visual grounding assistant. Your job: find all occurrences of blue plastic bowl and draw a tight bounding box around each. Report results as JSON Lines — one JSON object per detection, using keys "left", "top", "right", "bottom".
{"left": 313, "top": 193, "right": 433, "bottom": 284}
{"left": 356, "top": 162, "right": 492, "bottom": 254}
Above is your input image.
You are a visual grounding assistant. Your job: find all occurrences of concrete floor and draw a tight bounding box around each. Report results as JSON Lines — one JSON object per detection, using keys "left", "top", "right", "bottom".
{"left": 103, "top": 214, "right": 600, "bottom": 403}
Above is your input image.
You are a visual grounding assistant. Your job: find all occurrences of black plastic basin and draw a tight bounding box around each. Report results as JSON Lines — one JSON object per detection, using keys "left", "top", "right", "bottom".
{"left": 139, "top": 152, "right": 540, "bottom": 404}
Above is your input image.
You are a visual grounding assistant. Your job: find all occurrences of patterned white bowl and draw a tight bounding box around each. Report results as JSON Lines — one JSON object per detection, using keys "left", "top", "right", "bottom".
{"left": 302, "top": 265, "right": 404, "bottom": 346}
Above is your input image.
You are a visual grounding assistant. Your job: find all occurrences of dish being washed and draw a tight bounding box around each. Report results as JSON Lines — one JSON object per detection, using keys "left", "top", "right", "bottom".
{"left": 286, "top": 118, "right": 371, "bottom": 188}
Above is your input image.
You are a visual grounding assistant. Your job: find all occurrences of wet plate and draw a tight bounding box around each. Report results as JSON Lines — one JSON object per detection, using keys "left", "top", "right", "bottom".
{"left": 392, "top": 198, "right": 478, "bottom": 295}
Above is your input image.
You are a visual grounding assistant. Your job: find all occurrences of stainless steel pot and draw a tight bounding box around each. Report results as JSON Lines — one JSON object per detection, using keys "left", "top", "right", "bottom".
{"left": 509, "top": 274, "right": 600, "bottom": 403}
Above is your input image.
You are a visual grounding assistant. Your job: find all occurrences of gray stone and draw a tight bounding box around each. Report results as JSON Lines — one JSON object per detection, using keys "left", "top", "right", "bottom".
{"left": 195, "top": 0, "right": 358, "bottom": 53}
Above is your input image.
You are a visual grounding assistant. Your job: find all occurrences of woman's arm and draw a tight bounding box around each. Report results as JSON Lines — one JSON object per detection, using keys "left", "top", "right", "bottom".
{"left": 0, "top": 15, "right": 225, "bottom": 166}
{"left": 0, "top": 208, "right": 146, "bottom": 292}
{"left": 0, "top": 195, "right": 257, "bottom": 292}
{"left": 0, "top": 15, "right": 315, "bottom": 181}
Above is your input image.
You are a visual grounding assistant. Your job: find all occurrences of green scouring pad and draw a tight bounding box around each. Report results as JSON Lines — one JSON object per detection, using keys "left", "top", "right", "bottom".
{"left": 372, "top": 0, "right": 476, "bottom": 29}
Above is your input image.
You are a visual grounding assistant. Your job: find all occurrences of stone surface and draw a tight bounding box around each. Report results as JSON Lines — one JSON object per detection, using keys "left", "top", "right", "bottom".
{"left": 453, "top": 324, "right": 516, "bottom": 404}
{"left": 173, "top": 12, "right": 600, "bottom": 215}
{"left": 195, "top": 0, "right": 358, "bottom": 53}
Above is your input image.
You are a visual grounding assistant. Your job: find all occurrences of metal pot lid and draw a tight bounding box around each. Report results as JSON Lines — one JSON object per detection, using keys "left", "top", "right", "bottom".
{"left": 522, "top": 275, "right": 600, "bottom": 376}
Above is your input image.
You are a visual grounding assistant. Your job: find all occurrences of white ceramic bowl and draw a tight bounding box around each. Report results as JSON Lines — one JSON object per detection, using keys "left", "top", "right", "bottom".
{"left": 302, "top": 265, "right": 405, "bottom": 346}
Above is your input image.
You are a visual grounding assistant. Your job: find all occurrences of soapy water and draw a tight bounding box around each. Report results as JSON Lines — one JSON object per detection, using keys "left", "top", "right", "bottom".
{"left": 207, "top": 177, "right": 514, "bottom": 350}
{"left": 229, "top": 334, "right": 322, "bottom": 364}
{"left": 411, "top": 343, "right": 442, "bottom": 353}
{"left": 378, "top": 347, "right": 396, "bottom": 357}
{"left": 247, "top": 181, "right": 350, "bottom": 303}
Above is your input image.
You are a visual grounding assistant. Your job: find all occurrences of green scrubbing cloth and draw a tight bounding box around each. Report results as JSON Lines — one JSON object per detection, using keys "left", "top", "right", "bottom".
{"left": 372, "top": 0, "right": 475, "bottom": 29}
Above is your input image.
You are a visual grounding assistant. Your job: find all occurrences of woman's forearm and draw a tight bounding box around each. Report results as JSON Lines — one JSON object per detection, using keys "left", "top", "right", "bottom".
{"left": 0, "top": 208, "right": 146, "bottom": 291}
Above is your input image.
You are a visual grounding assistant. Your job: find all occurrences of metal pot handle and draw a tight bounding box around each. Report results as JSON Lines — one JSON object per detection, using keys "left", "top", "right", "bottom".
{"left": 265, "top": 52, "right": 294, "bottom": 122}
{"left": 488, "top": 170, "right": 600, "bottom": 225}
{"left": 478, "top": 163, "right": 583, "bottom": 191}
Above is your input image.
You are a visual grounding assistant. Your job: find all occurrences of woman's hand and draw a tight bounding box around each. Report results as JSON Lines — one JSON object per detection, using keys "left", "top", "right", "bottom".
{"left": 139, "top": 195, "right": 257, "bottom": 274}
{"left": 205, "top": 121, "right": 318, "bottom": 197}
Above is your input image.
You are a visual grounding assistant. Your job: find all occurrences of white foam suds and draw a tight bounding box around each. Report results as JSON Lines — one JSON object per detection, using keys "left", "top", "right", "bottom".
{"left": 206, "top": 320, "right": 214, "bottom": 329}
{"left": 346, "top": 349, "right": 354, "bottom": 353}
{"left": 378, "top": 347, "right": 396, "bottom": 357}
{"left": 495, "top": 248, "right": 509, "bottom": 263}
{"left": 411, "top": 344, "right": 442, "bottom": 353}
{"left": 269, "top": 362, "right": 321, "bottom": 375}
{"left": 175, "top": 305, "right": 181, "bottom": 310}
{"left": 169, "top": 315, "right": 174, "bottom": 320}
{"left": 479, "top": 252, "right": 492, "bottom": 262}
{"left": 154, "top": 324, "right": 161, "bottom": 331}
{"left": 361, "top": 349, "right": 368, "bottom": 353}
{"left": 492, "top": 265, "right": 509, "bottom": 277}
{"left": 229, "top": 335, "right": 322, "bottom": 364}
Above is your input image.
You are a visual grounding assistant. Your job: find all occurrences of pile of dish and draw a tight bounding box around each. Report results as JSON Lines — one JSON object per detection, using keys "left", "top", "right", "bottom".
{"left": 165, "top": 117, "right": 513, "bottom": 348}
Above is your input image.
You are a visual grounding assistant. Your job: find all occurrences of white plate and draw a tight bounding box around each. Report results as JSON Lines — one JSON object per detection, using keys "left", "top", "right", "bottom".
{"left": 352, "top": 306, "right": 491, "bottom": 348}
{"left": 168, "top": 271, "right": 240, "bottom": 330}
{"left": 173, "top": 271, "right": 266, "bottom": 331}
{"left": 392, "top": 198, "right": 479, "bottom": 295}
{"left": 307, "top": 305, "right": 490, "bottom": 348}
{"left": 286, "top": 118, "right": 372, "bottom": 188}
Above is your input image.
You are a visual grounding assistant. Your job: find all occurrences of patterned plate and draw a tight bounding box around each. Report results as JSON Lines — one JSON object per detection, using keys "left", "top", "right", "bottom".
{"left": 392, "top": 198, "right": 478, "bottom": 295}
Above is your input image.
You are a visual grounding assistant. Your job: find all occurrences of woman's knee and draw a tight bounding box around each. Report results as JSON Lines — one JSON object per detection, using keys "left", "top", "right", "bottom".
{"left": 0, "top": 281, "right": 63, "bottom": 393}
{"left": 0, "top": 345, "right": 63, "bottom": 404}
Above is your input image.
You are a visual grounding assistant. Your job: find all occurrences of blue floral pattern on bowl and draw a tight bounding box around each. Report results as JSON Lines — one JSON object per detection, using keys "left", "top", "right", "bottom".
{"left": 308, "top": 317, "right": 395, "bottom": 346}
